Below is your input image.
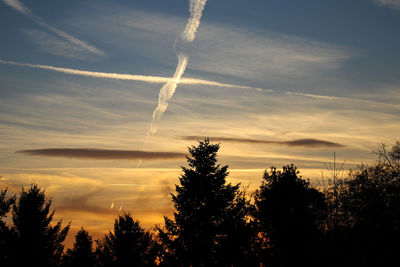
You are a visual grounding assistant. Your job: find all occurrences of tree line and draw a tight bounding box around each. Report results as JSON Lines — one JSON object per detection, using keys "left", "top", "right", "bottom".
{"left": 1, "top": 138, "right": 399, "bottom": 266}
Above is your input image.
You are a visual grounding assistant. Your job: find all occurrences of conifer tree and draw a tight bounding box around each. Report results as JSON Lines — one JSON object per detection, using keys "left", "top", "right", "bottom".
{"left": 97, "top": 213, "right": 158, "bottom": 267}
{"left": 12, "top": 184, "right": 69, "bottom": 267}
{"left": 159, "top": 138, "right": 250, "bottom": 266}
{"left": 62, "top": 228, "right": 96, "bottom": 267}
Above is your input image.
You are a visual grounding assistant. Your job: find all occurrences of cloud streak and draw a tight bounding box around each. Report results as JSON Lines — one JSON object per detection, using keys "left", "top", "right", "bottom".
{"left": 17, "top": 148, "right": 184, "bottom": 160}
{"left": 0, "top": 59, "right": 262, "bottom": 90}
{"left": 3, "top": 0, "right": 104, "bottom": 56}
{"left": 182, "top": 136, "right": 344, "bottom": 148}
{"left": 374, "top": 0, "right": 400, "bottom": 9}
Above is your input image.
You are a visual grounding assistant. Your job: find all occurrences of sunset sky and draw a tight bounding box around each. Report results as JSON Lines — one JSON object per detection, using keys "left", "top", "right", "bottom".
{"left": 1, "top": 0, "right": 400, "bottom": 246}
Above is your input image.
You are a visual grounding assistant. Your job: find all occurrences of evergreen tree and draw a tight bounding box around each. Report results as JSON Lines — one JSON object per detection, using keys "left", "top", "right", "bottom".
{"left": 0, "top": 188, "right": 16, "bottom": 266}
{"left": 97, "top": 213, "right": 158, "bottom": 267}
{"left": 159, "top": 138, "right": 251, "bottom": 266}
{"left": 12, "top": 184, "right": 70, "bottom": 267}
{"left": 255, "top": 165, "right": 326, "bottom": 266}
{"left": 62, "top": 228, "right": 96, "bottom": 267}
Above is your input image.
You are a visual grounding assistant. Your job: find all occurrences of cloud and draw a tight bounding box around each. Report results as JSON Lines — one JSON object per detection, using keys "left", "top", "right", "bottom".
{"left": 20, "top": 29, "right": 93, "bottom": 60}
{"left": 56, "top": 188, "right": 115, "bottom": 215}
{"left": 17, "top": 148, "right": 184, "bottom": 160}
{"left": 3, "top": 0, "right": 104, "bottom": 56}
{"left": 374, "top": 0, "right": 400, "bottom": 9}
{"left": 182, "top": 136, "right": 344, "bottom": 148}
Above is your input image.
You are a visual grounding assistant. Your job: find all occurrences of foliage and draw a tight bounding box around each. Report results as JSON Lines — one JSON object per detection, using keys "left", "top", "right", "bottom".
{"left": 12, "top": 184, "right": 70, "bottom": 267}
{"left": 255, "top": 164, "right": 326, "bottom": 265}
{"left": 96, "top": 213, "right": 159, "bottom": 267}
{"left": 0, "top": 188, "right": 16, "bottom": 266}
{"left": 1, "top": 140, "right": 400, "bottom": 266}
{"left": 62, "top": 228, "right": 96, "bottom": 267}
{"left": 158, "top": 138, "right": 255, "bottom": 266}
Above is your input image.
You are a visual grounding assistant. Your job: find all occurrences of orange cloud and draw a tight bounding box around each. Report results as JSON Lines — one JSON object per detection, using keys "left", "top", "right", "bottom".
{"left": 182, "top": 136, "right": 344, "bottom": 148}
{"left": 17, "top": 148, "right": 184, "bottom": 160}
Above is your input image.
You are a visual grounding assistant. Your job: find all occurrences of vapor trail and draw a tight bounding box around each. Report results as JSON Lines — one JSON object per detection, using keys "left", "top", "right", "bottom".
{"left": 3, "top": 0, "right": 104, "bottom": 56}
{"left": 182, "top": 0, "right": 208, "bottom": 42}
{"left": 148, "top": 0, "right": 208, "bottom": 138}
{"left": 0, "top": 59, "right": 263, "bottom": 90}
{"left": 152, "top": 53, "right": 188, "bottom": 121}
{"left": 136, "top": 0, "right": 209, "bottom": 168}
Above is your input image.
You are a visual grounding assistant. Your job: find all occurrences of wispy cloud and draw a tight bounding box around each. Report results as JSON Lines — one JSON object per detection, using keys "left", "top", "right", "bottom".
{"left": 17, "top": 148, "right": 184, "bottom": 160}
{"left": 182, "top": 136, "right": 344, "bottom": 148}
{"left": 3, "top": 0, "right": 104, "bottom": 56}
{"left": 20, "top": 29, "right": 93, "bottom": 60}
{"left": 374, "top": 0, "right": 400, "bottom": 9}
{"left": 57, "top": 188, "right": 116, "bottom": 215}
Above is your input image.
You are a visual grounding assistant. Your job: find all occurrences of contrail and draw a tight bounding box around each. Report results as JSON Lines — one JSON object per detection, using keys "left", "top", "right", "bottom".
{"left": 1, "top": 58, "right": 396, "bottom": 111}
{"left": 182, "top": 0, "right": 208, "bottom": 42}
{"left": 137, "top": 0, "right": 209, "bottom": 168}
{"left": 3, "top": 0, "right": 104, "bottom": 56}
{"left": 147, "top": 0, "right": 208, "bottom": 137}
{"left": 0, "top": 59, "right": 264, "bottom": 90}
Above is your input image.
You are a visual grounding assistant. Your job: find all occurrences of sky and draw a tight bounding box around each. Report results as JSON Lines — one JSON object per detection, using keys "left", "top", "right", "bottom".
{"left": 1, "top": 0, "right": 400, "bottom": 246}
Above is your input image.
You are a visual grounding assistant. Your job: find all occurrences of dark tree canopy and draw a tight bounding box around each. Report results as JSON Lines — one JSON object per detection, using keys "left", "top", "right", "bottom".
{"left": 96, "top": 213, "right": 158, "bottom": 267}
{"left": 255, "top": 165, "right": 326, "bottom": 265}
{"left": 62, "top": 228, "right": 96, "bottom": 267}
{"left": 12, "top": 184, "right": 70, "bottom": 267}
{"left": 0, "top": 188, "right": 16, "bottom": 266}
{"left": 159, "top": 138, "right": 254, "bottom": 266}
{"left": 334, "top": 141, "right": 400, "bottom": 265}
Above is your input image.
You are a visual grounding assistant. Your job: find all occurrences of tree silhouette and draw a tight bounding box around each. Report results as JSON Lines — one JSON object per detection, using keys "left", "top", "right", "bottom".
{"left": 62, "top": 227, "right": 96, "bottom": 267}
{"left": 96, "top": 213, "right": 158, "bottom": 267}
{"left": 12, "top": 184, "right": 70, "bottom": 267}
{"left": 158, "top": 138, "right": 253, "bottom": 266}
{"left": 337, "top": 142, "right": 400, "bottom": 265}
{"left": 254, "top": 165, "right": 326, "bottom": 266}
{"left": 0, "top": 188, "right": 16, "bottom": 266}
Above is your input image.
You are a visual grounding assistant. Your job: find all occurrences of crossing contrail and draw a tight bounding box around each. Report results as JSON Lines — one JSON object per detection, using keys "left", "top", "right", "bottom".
{"left": 148, "top": 0, "right": 209, "bottom": 137}
{"left": 137, "top": 0, "right": 209, "bottom": 168}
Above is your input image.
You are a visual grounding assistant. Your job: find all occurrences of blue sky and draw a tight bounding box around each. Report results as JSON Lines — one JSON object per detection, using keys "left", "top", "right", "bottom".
{"left": 1, "top": 0, "right": 400, "bottom": 243}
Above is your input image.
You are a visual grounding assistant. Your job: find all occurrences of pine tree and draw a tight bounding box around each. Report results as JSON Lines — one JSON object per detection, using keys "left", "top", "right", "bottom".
{"left": 159, "top": 138, "right": 248, "bottom": 266}
{"left": 97, "top": 213, "right": 158, "bottom": 267}
{"left": 12, "top": 184, "right": 70, "bottom": 267}
{"left": 62, "top": 228, "right": 96, "bottom": 267}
